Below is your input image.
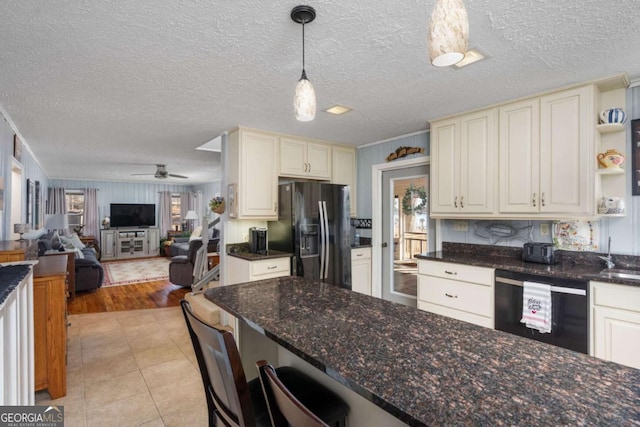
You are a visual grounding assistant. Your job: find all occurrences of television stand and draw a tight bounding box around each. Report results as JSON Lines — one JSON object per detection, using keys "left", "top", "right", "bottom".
{"left": 100, "top": 227, "right": 160, "bottom": 261}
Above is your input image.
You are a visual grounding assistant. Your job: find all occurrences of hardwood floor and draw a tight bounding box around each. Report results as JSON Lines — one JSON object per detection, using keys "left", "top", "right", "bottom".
{"left": 68, "top": 279, "right": 190, "bottom": 315}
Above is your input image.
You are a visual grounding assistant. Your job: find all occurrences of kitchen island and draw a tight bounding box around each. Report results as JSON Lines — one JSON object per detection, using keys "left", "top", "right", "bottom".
{"left": 205, "top": 276, "right": 640, "bottom": 426}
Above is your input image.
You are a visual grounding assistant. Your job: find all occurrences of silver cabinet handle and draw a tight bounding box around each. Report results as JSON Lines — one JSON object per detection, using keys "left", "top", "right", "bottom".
{"left": 267, "top": 266, "right": 277, "bottom": 270}
{"left": 541, "top": 192, "right": 546, "bottom": 207}
{"left": 445, "top": 293, "right": 458, "bottom": 298}
{"left": 274, "top": 202, "right": 277, "bottom": 212}
{"left": 460, "top": 196, "right": 464, "bottom": 208}
{"left": 454, "top": 196, "right": 458, "bottom": 208}
{"left": 444, "top": 270, "right": 457, "bottom": 275}
{"left": 356, "top": 253, "right": 363, "bottom": 257}
{"left": 532, "top": 193, "right": 537, "bottom": 207}
{"left": 382, "top": 242, "right": 388, "bottom": 248}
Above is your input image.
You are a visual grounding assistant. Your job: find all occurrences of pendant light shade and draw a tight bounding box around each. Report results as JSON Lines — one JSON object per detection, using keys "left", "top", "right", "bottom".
{"left": 291, "top": 5, "right": 316, "bottom": 121}
{"left": 428, "top": 0, "right": 469, "bottom": 67}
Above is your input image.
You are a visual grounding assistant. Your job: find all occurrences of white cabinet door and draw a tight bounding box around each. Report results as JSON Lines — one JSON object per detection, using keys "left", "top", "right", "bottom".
{"left": 431, "top": 109, "right": 496, "bottom": 216}
{"left": 147, "top": 228, "right": 160, "bottom": 255}
{"left": 539, "top": 86, "right": 593, "bottom": 215}
{"left": 306, "top": 142, "right": 331, "bottom": 179}
{"left": 279, "top": 138, "right": 331, "bottom": 180}
{"left": 430, "top": 118, "right": 459, "bottom": 214}
{"left": 593, "top": 306, "right": 640, "bottom": 370}
{"left": 332, "top": 146, "right": 356, "bottom": 217}
{"left": 100, "top": 230, "right": 116, "bottom": 260}
{"left": 280, "top": 138, "right": 307, "bottom": 177}
{"left": 459, "top": 109, "right": 496, "bottom": 214}
{"left": 499, "top": 99, "right": 540, "bottom": 213}
{"left": 240, "top": 130, "right": 279, "bottom": 219}
{"left": 351, "top": 247, "right": 371, "bottom": 295}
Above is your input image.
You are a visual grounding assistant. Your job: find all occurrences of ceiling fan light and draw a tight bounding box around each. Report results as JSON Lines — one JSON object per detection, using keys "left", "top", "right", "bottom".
{"left": 294, "top": 73, "right": 316, "bottom": 121}
{"left": 429, "top": 0, "right": 469, "bottom": 67}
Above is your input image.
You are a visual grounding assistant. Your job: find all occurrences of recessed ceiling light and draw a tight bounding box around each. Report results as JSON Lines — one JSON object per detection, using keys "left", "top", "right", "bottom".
{"left": 325, "top": 105, "right": 353, "bottom": 115}
{"left": 453, "top": 48, "right": 486, "bottom": 68}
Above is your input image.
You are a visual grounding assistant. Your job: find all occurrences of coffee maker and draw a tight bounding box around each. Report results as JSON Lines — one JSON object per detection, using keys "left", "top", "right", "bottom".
{"left": 249, "top": 227, "right": 268, "bottom": 254}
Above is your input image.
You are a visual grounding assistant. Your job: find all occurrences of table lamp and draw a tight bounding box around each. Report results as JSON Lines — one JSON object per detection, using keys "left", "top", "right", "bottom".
{"left": 45, "top": 214, "right": 69, "bottom": 250}
{"left": 184, "top": 210, "right": 198, "bottom": 232}
{"left": 13, "top": 223, "right": 29, "bottom": 241}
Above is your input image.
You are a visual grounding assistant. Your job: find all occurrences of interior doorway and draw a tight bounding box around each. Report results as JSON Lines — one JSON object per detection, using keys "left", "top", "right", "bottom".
{"left": 380, "top": 163, "right": 435, "bottom": 307}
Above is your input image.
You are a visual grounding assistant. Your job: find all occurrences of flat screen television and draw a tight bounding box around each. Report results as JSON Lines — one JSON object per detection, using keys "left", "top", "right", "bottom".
{"left": 110, "top": 203, "right": 156, "bottom": 228}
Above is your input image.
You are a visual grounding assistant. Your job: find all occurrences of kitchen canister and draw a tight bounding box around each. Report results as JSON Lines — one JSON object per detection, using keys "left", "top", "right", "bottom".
{"left": 600, "top": 108, "right": 627, "bottom": 124}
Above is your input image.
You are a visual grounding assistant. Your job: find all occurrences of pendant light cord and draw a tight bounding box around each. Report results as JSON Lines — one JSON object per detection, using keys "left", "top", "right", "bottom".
{"left": 301, "top": 20, "right": 306, "bottom": 73}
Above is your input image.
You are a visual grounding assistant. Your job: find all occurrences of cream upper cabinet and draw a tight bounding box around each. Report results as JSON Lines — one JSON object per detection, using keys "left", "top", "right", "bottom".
{"left": 499, "top": 99, "right": 541, "bottom": 213}
{"left": 431, "top": 108, "right": 497, "bottom": 216}
{"left": 500, "top": 86, "right": 594, "bottom": 216}
{"left": 539, "top": 85, "right": 593, "bottom": 215}
{"left": 332, "top": 145, "right": 357, "bottom": 217}
{"left": 228, "top": 128, "right": 279, "bottom": 220}
{"left": 590, "top": 281, "right": 640, "bottom": 370}
{"left": 280, "top": 137, "right": 331, "bottom": 180}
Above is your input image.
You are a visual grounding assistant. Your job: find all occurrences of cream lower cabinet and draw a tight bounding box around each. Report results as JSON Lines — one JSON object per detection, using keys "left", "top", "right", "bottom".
{"left": 417, "top": 260, "right": 494, "bottom": 328}
{"left": 227, "top": 256, "right": 291, "bottom": 285}
{"left": 351, "top": 247, "right": 371, "bottom": 295}
{"left": 228, "top": 128, "right": 279, "bottom": 220}
{"left": 279, "top": 137, "right": 331, "bottom": 180}
{"left": 430, "top": 108, "right": 497, "bottom": 217}
{"left": 590, "top": 281, "right": 640, "bottom": 369}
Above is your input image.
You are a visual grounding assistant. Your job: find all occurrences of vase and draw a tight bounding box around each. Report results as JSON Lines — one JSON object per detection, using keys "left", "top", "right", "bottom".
{"left": 597, "top": 149, "right": 625, "bottom": 169}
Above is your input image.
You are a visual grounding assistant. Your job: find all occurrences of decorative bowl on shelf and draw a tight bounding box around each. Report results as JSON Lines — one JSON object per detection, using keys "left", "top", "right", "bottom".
{"left": 209, "top": 197, "right": 225, "bottom": 214}
{"left": 597, "top": 149, "right": 624, "bottom": 169}
{"left": 599, "top": 108, "right": 626, "bottom": 124}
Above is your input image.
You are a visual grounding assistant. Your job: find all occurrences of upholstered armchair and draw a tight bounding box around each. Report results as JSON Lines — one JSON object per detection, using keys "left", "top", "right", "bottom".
{"left": 169, "top": 239, "right": 203, "bottom": 287}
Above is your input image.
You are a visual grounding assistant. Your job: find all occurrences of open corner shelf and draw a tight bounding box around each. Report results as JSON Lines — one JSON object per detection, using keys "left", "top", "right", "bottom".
{"left": 596, "top": 123, "right": 625, "bottom": 134}
{"left": 597, "top": 167, "right": 625, "bottom": 175}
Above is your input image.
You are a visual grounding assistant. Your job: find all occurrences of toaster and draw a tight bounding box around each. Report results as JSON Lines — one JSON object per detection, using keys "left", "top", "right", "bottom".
{"left": 522, "top": 242, "right": 555, "bottom": 264}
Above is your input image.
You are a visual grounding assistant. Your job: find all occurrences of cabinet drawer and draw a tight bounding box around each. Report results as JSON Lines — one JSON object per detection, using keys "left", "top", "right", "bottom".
{"left": 591, "top": 281, "right": 640, "bottom": 312}
{"left": 418, "top": 260, "right": 494, "bottom": 285}
{"left": 417, "top": 276, "right": 492, "bottom": 318}
{"left": 351, "top": 247, "right": 371, "bottom": 260}
{"left": 250, "top": 258, "right": 290, "bottom": 277}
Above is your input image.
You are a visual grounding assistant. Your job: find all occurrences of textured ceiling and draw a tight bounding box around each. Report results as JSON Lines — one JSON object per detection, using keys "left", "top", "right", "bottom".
{"left": 1, "top": 1, "right": 639, "bottom": 184}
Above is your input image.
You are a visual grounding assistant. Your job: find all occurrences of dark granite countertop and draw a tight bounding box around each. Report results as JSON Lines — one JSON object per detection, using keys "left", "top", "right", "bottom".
{"left": 227, "top": 249, "right": 293, "bottom": 261}
{"left": 0, "top": 264, "right": 33, "bottom": 306}
{"left": 416, "top": 242, "right": 640, "bottom": 287}
{"left": 205, "top": 276, "right": 640, "bottom": 426}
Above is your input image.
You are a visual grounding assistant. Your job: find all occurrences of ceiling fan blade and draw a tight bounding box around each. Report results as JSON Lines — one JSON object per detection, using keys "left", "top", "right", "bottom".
{"left": 130, "top": 173, "right": 155, "bottom": 176}
{"left": 168, "top": 173, "right": 188, "bottom": 179}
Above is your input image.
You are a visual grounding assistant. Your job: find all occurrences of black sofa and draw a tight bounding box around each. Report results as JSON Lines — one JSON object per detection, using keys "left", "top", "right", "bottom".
{"left": 38, "top": 235, "right": 104, "bottom": 293}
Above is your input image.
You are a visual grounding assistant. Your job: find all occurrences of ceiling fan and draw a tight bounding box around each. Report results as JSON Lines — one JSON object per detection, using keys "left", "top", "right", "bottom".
{"left": 131, "top": 164, "right": 188, "bottom": 179}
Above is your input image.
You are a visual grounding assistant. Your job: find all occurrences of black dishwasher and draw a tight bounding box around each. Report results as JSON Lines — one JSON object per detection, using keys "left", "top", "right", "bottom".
{"left": 494, "top": 269, "right": 588, "bottom": 354}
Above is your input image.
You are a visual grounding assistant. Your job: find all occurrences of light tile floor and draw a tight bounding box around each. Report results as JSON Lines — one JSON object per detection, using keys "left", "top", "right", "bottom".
{"left": 36, "top": 307, "right": 209, "bottom": 427}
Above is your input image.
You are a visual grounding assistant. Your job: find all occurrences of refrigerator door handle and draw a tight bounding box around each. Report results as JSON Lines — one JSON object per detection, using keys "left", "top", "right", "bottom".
{"left": 318, "top": 201, "right": 326, "bottom": 280}
{"left": 322, "top": 201, "right": 329, "bottom": 280}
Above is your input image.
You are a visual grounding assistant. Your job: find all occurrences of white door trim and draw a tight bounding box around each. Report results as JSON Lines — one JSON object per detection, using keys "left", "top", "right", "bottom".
{"left": 371, "top": 156, "right": 441, "bottom": 298}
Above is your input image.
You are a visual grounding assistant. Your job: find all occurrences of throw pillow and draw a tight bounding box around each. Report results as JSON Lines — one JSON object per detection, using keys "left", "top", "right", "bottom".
{"left": 61, "top": 233, "right": 86, "bottom": 250}
{"left": 189, "top": 226, "right": 203, "bottom": 242}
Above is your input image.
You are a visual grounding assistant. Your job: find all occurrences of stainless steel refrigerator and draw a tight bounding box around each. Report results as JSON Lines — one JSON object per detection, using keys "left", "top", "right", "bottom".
{"left": 268, "top": 182, "right": 351, "bottom": 289}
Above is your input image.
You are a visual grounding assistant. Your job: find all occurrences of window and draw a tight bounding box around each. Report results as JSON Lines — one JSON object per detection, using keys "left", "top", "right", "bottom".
{"left": 171, "top": 194, "right": 182, "bottom": 228}
{"left": 65, "top": 191, "right": 84, "bottom": 231}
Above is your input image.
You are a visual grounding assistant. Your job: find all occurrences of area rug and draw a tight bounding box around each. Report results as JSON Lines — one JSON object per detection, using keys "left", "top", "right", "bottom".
{"left": 102, "top": 257, "right": 171, "bottom": 287}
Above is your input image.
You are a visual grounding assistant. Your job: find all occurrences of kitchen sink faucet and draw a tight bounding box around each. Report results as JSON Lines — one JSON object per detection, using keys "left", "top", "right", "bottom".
{"left": 598, "top": 236, "right": 615, "bottom": 269}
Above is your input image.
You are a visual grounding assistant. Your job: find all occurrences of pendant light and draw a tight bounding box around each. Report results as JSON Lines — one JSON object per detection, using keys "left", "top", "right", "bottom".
{"left": 291, "top": 5, "right": 316, "bottom": 122}
{"left": 428, "top": 0, "right": 469, "bottom": 67}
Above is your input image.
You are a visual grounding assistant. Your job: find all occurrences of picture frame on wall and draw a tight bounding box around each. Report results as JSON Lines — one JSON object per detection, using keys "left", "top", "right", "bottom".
{"left": 13, "top": 135, "right": 23, "bottom": 163}
{"left": 633, "top": 119, "right": 640, "bottom": 196}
